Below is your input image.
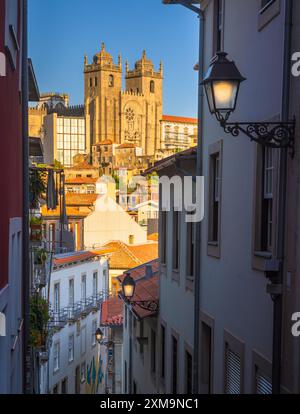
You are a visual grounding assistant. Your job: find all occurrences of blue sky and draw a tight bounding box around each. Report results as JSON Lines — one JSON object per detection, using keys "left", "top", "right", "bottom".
{"left": 28, "top": 0, "right": 199, "bottom": 117}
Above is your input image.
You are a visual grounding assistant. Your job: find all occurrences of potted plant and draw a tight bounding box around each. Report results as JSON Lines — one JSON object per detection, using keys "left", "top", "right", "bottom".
{"left": 29, "top": 169, "right": 46, "bottom": 210}
{"left": 29, "top": 296, "right": 50, "bottom": 350}
{"left": 30, "top": 216, "right": 43, "bottom": 242}
{"left": 35, "top": 248, "right": 48, "bottom": 265}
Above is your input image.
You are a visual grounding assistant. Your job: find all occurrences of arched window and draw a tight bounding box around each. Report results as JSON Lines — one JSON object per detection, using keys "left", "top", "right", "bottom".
{"left": 109, "top": 75, "right": 114, "bottom": 87}
{"left": 150, "top": 80, "right": 155, "bottom": 93}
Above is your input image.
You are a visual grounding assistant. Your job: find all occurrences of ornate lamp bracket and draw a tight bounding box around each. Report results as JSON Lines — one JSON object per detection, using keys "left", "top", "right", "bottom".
{"left": 126, "top": 299, "right": 159, "bottom": 313}
{"left": 219, "top": 116, "right": 296, "bottom": 157}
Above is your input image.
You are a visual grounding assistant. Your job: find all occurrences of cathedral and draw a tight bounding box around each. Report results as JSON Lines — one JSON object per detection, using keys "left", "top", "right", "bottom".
{"left": 84, "top": 43, "right": 163, "bottom": 157}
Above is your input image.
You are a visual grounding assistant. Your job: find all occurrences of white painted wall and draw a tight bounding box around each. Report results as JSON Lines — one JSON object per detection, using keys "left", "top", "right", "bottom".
{"left": 198, "top": 0, "right": 283, "bottom": 393}
{"left": 84, "top": 195, "right": 147, "bottom": 248}
{"left": 40, "top": 255, "right": 109, "bottom": 394}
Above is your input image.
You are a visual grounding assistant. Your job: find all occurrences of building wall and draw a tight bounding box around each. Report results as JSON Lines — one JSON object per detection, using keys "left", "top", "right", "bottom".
{"left": 0, "top": 0, "right": 24, "bottom": 394}
{"left": 197, "top": 0, "right": 284, "bottom": 393}
{"left": 40, "top": 256, "right": 109, "bottom": 394}
{"left": 122, "top": 306, "right": 158, "bottom": 394}
{"left": 161, "top": 120, "right": 197, "bottom": 151}
{"left": 282, "top": 0, "right": 300, "bottom": 394}
{"left": 83, "top": 196, "right": 148, "bottom": 249}
{"left": 28, "top": 107, "right": 47, "bottom": 138}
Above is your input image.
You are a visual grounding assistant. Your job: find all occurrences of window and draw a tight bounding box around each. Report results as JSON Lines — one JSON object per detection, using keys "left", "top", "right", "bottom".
{"left": 61, "top": 378, "right": 68, "bottom": 394}
{"left": 258, "top": 0, "right": 280, "bottom": 30}
{"left": 81, "top": 326, "right": 86, "bottom": 355}
{"left": 213, "top": 0, "right": 224, "bottom": 54}
{"left": 260, "top": 0, "right": 276, "bottom": 13}
{"left": 225, "top": 345, "right": 241, "bottom": 394}
{"left": 93, "top": 272, "right": 98, "bottom": 297}
{"left": 81, "top": 274, "right": 86, "bottom": 305}
{"left": 69, "top": 279, "right": 74, "bottom": 307}
{"left": 253, "top": 145, "right": 277, "bottom": 268}
{"left": 186, "top": 213, "right": 195, "bottom": 280}
{"left": 53, "top": 384, "right": 59, "bottom": 394}
{"left": 53, "top": 342, "right": 60, "bottom": 373}
{"left": 49, "top": 223, "right": 56, "bottom": 252}
{"left": 161, "top": 325, "right": 166, "bottom": 381}
{"left": 68, "top": 335, "right": 74, "bottom": 362}
{"left": 89, "top": 78, "right": 93, "bottom": 87}
{"left": 224, "top": 331, "right": 244, "bottom": 395}
{"left": 261, "top": 147, "right": 274, "bottom": 252}
{"left": 81, "top": 362, "right": 86, "bottom": 383}
{"left": 109, "top": 74, "right": 114, "bottom": 87}
{"left": 185, "top": 350, "right": 193, "bottom": 394}
{"left": 173, "top": 210, "right": 180, "bottom": 271}
{"left": 95, "top": 77, "right": 98, "bottom": 87}
{"left": 201, "top": 322, "right": 212, "bottom": 394}
{"left": 255, "top": 368, "right": 272, "bottom": 394}
{"left": 92, "top": 320, "right": 97, "bottom": 347}
{"left": 150, "top": 80, "right": 155, "bottom": 93}
{"left": 160, "top": 211, "right": 167, "bottom": 265}
{"left": 208, "top": 141, "right": 222, "bottom": 258}
{"left": 151, "top": 329, "right": 156, "bottom": 375}
{"left": 171, "top": 335, "right": 178, "bottom": 394}
{"left": 54, "top": 283, "right": 60, "bottom": 314}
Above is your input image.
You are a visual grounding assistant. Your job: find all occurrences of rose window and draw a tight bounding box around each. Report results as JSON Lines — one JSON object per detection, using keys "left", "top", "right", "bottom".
{"left": 125, "top": 108, "right": 135, "bottom": 122}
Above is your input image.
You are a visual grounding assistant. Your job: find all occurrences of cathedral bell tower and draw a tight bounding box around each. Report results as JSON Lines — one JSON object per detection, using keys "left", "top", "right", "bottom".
{"left": 125, "top": 50, "right": 163, "bottom": 156}
{"left": 84, "top": 42, "right": 122, "bottom": 148}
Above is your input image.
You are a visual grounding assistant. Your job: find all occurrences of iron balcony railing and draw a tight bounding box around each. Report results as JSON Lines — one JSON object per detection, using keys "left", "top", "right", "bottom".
{"left": 49, "top": 291, "right": 110, "bottom": 329}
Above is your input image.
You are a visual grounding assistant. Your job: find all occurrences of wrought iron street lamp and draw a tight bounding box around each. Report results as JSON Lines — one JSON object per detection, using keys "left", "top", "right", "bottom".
{"left": 121, "top": 273, "right": 159, "bottom": 313}
{"left": 95, "top": 328, "right": 103, "bottom": 344}
{"left": 202, "top": 52, "right": 296, "bottom": 155}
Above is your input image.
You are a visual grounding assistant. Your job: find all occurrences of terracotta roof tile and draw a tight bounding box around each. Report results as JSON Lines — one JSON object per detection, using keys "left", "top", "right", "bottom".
{"left": 101, "top": 296, "right": 123, "bottom": 327}
{"left": 66, "top": 193, "right": 98, "bottom": 206}
{"left": 53, "top": 251, "right": 98, "bottom": 267}
{"left": 41, "top": 205, "right": 88, "bottom": 218}
{"left": 65, "top": 177, "right": 97, "bottom": 184}
{"left": 116, "top": 143, "right": 137, "bottom": 149}
{"left": 118, "top": 259, "right": 159, "bottom": 319}
{"left": 93, "top": 241, "right": 158, "bottom": 270}
{"left": 162, "top": 115, "right": 198, "bottom": 125}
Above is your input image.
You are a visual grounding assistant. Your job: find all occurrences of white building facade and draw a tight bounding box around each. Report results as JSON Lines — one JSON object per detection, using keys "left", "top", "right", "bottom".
{"left": 40, "top": 251, "right": 109, "bottom": 394}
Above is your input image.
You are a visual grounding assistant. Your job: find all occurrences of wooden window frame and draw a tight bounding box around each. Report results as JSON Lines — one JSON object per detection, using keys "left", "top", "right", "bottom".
{"left": 258, "top": 0, "right": 280, "bottom": 31}
{"left": 199, "top": 312, "right": 215, "bottom": 394}
{"left": 252, "top": 350, "right": 272, "bottom": 394}
{"left": 207, "top": 140, "right": 223, "bottom": 259}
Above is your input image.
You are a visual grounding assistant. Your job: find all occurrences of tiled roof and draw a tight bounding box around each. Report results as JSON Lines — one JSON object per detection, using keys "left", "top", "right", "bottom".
{"left": 147, "top": 233, "right": 159, "bottom": 242}
{"left": 162, "top": 115, "right": 198, "bottom": 125}
{"left": 65, "top": 177, "right": 97, "bottom": 184}
{"left": 93, "top": 140, "right": 113, "bottom": 146}
{"left": 53, "top": 251, "right": 98, "bottom": 268}
{"left": 65, "top": 162, "right": 98, "bottom": 170}
{"left": 101, "top": 296, "right": 123, "bottom": 327}
{"left": 144, "top": 146, "right": 197, "bottom": 175}
{"left": 93, "top": 241, "right": 158, "bottom": 270}
{"left": 41, "top": 205, "right": 88, "bottom": 218}
{"left": 66, "top": 193, "right": 98, "bottom": 206}
{"left": 118, "top": 260, "right": 159, "bottom": 319}
{"left": 116, "top": 143, "right": 136, "bottom": 149}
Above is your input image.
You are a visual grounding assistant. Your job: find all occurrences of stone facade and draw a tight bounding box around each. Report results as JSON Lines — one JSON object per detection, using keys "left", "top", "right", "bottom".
{"left": 84, "top": 43, "right": 163, "bottom": 157}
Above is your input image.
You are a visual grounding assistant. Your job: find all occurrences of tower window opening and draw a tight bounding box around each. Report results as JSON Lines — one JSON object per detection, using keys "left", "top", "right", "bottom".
{"left": 109, "top": 75, "right": 114, "bottom": 87}
{"left": 150, "top": 80, "right": 155, "bottom": 93}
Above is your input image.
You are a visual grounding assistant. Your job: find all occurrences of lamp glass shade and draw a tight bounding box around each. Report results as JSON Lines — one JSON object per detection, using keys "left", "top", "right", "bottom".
{"left": 212, "top": 80, "right": 239, "bottom": 111}
{"left": 122, "top": 273, "right": 135, "bottom": 299}
{"left": 95, "top": 328, "right": 103, "bottom": 343}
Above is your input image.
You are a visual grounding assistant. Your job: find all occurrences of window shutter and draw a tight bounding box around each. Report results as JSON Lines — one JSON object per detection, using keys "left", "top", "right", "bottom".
{"left": 225, "top": 347, "right": 241, "bottom": 394}
{"left": 256, "top": 370, "right": 272, "bottom": 394}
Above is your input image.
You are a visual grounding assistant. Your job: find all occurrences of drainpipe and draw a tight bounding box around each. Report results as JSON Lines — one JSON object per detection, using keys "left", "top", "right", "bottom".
{"left": 193, "top": 8, "right": 205, "bottom": 395}
{"left": 22, "top": 0, "right": 30, "bottom": 394}
{"left": 271, "top": 0, "right": 293, "bottom": 395}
